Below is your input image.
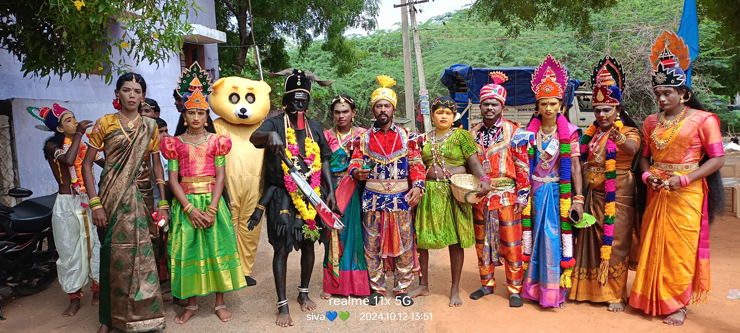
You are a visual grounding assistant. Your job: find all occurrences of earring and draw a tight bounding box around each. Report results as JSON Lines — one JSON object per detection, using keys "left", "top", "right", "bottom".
{"left": 533, "top": 111, "right": 540, "bottom": 117}
{"left": 680, "top": 92, "right": 692, "bottom": 104}
{"left": 184, "top": 121, "right": 188, "bottom": 127}
{"left": 205, "top": 121, "right": 208, "bottom": 127}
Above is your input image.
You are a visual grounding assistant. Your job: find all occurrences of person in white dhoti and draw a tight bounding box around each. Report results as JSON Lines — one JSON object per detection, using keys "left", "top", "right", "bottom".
{"left": 32, "top": 103, "right": 105, "bottom": 316}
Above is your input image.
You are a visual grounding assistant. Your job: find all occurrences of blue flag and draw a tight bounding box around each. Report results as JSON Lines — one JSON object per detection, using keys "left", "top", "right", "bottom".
{"left": 677, "top": 0, "right": 699, "bottom": 87}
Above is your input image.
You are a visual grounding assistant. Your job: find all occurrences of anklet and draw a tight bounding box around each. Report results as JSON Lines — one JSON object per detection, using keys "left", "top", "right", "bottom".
{"left": 297, "top": 287, "right": 309, "bottom": 293}
{"left": 276, "top": 299, "right": 289, "bottom": 308}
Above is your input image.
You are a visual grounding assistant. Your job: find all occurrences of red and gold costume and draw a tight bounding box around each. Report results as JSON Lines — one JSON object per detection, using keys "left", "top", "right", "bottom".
{"left": 348, "top": 123, "right": 425, "bottom": 295}
{"left": 469, "top": 73, "right": 532, "bottom": 294}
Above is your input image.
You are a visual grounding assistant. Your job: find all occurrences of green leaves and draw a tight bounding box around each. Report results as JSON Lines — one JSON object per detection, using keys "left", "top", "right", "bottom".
{"left": 0, "top": 0, "right": 201, "bottom": 83}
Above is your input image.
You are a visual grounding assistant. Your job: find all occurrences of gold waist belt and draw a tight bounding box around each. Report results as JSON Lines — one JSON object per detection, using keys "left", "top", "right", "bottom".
{"left": 333, "top": 171, "right": 349, "bottom": 178}
{"left": 653, "top": 162, "right": 699, "bottom": 172}
{"left": 488, "top": 178, "right": 516, "bottom": 190}
{"left": 366, "top": 179, "right": 409, "bottom": 195}
{"left": 586, "top": 166, "right": 632, "bottom": 174}
{"left": 181, "top": 176, "right": 215, "bottom": 183}
{"left": 532, "top": 175, "right": 560, "bottom": 183}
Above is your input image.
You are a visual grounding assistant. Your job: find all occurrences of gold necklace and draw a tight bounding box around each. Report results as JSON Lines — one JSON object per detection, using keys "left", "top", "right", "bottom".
{"left": 536, "top": 128, "right": 558, "bottom": 169}
{"left": 335, "top": 126, "right": 354, "bottom": 143}
{"left": 651, "top": 107, "right": 687, "bottom": 150}
{"left": 118, "top": 112, "right": 140, "bottom": 129}
{"left": 658, "top": 106, "right": 688, "bottom": 128}
{"left": 186, "top": 127, "right": 206, "bottom": 136}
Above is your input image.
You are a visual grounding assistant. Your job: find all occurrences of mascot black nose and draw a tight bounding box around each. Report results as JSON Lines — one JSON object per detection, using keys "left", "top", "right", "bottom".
{"left": 240, "top": 108, "right": 247, "bottom": 114}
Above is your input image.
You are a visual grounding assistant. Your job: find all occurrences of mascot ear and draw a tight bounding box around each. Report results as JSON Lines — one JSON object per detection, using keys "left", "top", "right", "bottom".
{"left": 259, "top": 80, "right": 272, "bottom": 93}
{"left": 212, "top": 78, "right": 226, "bottom": 94}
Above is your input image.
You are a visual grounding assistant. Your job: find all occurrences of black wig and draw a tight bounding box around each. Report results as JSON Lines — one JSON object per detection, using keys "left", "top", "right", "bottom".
{"left": 116, "top": 72, "right": 147, "bottom": 93}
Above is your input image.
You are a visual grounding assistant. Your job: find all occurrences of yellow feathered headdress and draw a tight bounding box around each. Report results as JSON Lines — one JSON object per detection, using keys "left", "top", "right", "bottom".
{"left": 370, "top": 75, "right": 397, "bottom": 108}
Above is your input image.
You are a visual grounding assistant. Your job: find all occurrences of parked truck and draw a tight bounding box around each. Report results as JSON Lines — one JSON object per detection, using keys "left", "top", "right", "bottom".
{"left": 440, "top": 64, "right": 594, "bottom": 129}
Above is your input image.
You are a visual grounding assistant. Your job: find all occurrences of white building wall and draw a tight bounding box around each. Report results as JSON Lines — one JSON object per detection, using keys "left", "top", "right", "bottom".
{"left": 2, "top": 0, "right": 222, "bottom": 198}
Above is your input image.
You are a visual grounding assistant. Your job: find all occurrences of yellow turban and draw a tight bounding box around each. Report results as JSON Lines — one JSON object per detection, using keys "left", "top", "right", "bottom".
{"left": 370, "top": 75, "right": 397, "bottom": 108}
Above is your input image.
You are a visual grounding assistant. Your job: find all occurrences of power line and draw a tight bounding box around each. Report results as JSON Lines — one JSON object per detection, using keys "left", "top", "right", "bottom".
{"left": 420, "top": 22, "right": 678, "bottom": 40}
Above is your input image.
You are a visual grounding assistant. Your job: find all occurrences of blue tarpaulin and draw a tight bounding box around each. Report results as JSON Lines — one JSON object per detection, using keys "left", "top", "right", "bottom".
{"left": 439, "top": 64, "right": 582, "bottom": 108}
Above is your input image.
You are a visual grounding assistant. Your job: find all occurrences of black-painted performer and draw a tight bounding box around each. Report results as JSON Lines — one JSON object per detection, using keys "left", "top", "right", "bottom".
{"left": 249, "top": 69, "right": 338, "bottom": 327}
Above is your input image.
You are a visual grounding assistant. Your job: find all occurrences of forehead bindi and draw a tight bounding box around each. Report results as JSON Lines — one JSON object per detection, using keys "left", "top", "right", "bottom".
{"left": 121, "top": 81, "right": 142, "bottom": 91}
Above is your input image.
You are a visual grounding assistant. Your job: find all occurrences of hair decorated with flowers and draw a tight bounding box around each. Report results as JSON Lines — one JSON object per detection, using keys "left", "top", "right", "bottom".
{"left": 523, "top": 113, "right": 575, "bottom": 287}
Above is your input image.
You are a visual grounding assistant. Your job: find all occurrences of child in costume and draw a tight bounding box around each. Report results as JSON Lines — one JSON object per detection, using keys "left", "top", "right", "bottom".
{"left": 33, "top": 103, "right": 104, "bottom": 317}
{"left": 162, "top": 68, "right": 247, "bottom": 324}
{"left": 410, "top": 96, "right": 491, "bottom": 307}
{"left": 521, "top": 55, "right": 584, "bottom": 309}
{"left": 569, "top": 55, "right": 642, "bottom": 312}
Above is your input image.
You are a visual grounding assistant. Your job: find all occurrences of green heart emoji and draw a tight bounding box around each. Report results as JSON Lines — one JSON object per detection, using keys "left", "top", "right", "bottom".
{"left": 338, "top": 311, "right": 350, "bottom": 321}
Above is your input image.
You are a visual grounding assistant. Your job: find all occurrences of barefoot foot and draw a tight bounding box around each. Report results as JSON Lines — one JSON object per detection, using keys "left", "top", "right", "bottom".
{"left": 175, "top": 306, "right": 199, "bottom": 324}
{"left": 320, "top": 292, "right": 331, "bottom": 300}
{"left": 409, "top": 284, "right": 429, "bottom": 298}
{"left": 663, "top": 308, "right": 687, "bottom": 326}
{"left": 276, "top": 306, "right": 294, "bottom": 327}
{"left": 608, "top": 302, "right": 626, "bottom": 313}
{"left": 559, "top": 302, "right": 566, "bottom": 309}
{"left": 91, "top": 292, "right": 100, "bottom": 306}
{"left": 215, "top": 305, "right": 234, "bottom": 322}
{"left": 449, "top": 289, "right": 463, "bottom": 307}
{"left": 298, "top": 293, "right": 317, "bottom": 311}
{"left": 62, "top": 298, "right": 81, "bottom": 317}
{"left": 96, "top": 324, "right": 110, "bottom": 333}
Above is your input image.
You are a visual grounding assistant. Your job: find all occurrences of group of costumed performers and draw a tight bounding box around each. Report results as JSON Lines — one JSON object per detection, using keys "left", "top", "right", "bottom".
{"left": 466, "top": 73, "right": 533, "bottom": 307}
{"left": 409, "top": 96, "right": 491, "bottom": 307}
{"left": 348, "top": 75, "right": 426, "bottom": 307}
{"left": 249, "top": 69, "right": 338, "bottom": 327}
{"left": 82, "top": 73, "right": 170, "bottom": 333}
{"left": 33, "top": 104, "right": 105, "bottom": 317}
{"left": 321, "top": 94, "right": 370, "bottom": 299}
{"left": 521, "top": 54, "right": 584, "bottom": 309}
{"left": 28, "top": 29, "right": 723, "bottom": 330}
{"left": 569, "top": 55, "right": 643, "bottom": 312}
{"left": 630, "top": 30, "right": 723, "bottom": 326}
{"left": 161, "top": 65, "right": 246, "bottom": 325}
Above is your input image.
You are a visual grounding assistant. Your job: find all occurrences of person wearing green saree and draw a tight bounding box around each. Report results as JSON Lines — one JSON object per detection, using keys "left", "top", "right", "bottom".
{"left": 409, "top": 96, "right": 491, "bottom": 307}
{"left": 82, "top": 73, "right": 170, "bottom": 333}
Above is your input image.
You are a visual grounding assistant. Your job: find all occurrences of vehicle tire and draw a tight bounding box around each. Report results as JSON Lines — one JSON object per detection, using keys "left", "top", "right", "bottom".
{"left": 12, "top": 264, "right": 57, "bottom": 296}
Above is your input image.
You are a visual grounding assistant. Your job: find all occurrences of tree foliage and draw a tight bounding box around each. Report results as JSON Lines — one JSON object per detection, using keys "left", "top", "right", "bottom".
{"left": 470, "top": 0, "right": 618, "bottom": 36}
{"left": 286, "top": 0, "right": 737, "bottom": 132}
{"left": 0, "top": 0, "right": 200, "bottom": 83}
{"left": 215, "top": 0, "right": 379, "bottom": 75}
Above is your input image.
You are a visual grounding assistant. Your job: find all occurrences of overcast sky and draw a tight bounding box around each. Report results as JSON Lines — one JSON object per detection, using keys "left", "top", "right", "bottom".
{"left": 345, "top": 0, "right": 475, "bottom": 36}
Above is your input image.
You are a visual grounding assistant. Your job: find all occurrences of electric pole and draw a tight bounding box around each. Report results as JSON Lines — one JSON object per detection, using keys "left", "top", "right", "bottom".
{"left": 395, "top": 0, "right": 431, "bottom": 133}
{"left": 409, "top": 2, "right": 431, "bottom": 132}
{"left": 399, "top": 0, "right": 416, "bottom": 132}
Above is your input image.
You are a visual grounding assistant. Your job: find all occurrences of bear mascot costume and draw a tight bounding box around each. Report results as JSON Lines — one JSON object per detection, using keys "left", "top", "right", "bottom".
{"left": 210, "top": 76, "right": 272, "bottom": 285}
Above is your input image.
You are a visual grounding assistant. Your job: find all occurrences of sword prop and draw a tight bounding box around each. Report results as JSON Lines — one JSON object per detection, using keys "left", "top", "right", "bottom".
{"left": 281, "top": 154, "right": 345, "bottom": 231}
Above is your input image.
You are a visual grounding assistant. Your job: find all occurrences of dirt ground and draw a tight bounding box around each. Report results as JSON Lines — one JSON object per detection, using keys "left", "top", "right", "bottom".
{"left": 2, "top": 213, "right": 739, "bottom": 333}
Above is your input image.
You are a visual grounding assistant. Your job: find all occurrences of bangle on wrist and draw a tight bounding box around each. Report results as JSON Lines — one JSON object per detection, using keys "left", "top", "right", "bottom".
{"left": 479, "top": 175, "right": 492, "bottom": 184}
{"left": 91, "top": 205, "right": 103, "bottom": 212}
{"left": 641, "top": 171, "right": 651, "bottom": 185}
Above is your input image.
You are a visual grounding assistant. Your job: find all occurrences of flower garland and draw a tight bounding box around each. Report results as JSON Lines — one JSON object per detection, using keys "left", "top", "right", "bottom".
{"left": 524, "top": 113, "right": 575, "bottom": 288}
{"left": 63, "top": 137, "right": 88, "bottom": 193}
{"left": 580, "top": 119, "right": 624, "bottom": 286}
{"left": 281, "top": 126, "right": 323, "bottom": 241}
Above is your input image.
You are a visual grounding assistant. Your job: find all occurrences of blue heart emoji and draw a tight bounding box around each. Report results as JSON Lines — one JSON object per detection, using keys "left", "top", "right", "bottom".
{"left": 326, "top": 311, "right": 338, "bottom": 322}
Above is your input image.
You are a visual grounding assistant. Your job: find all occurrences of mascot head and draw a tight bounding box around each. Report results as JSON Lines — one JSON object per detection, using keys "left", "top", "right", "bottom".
{"left": 210, "top": 76, "right": 272, "bottom": 125}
